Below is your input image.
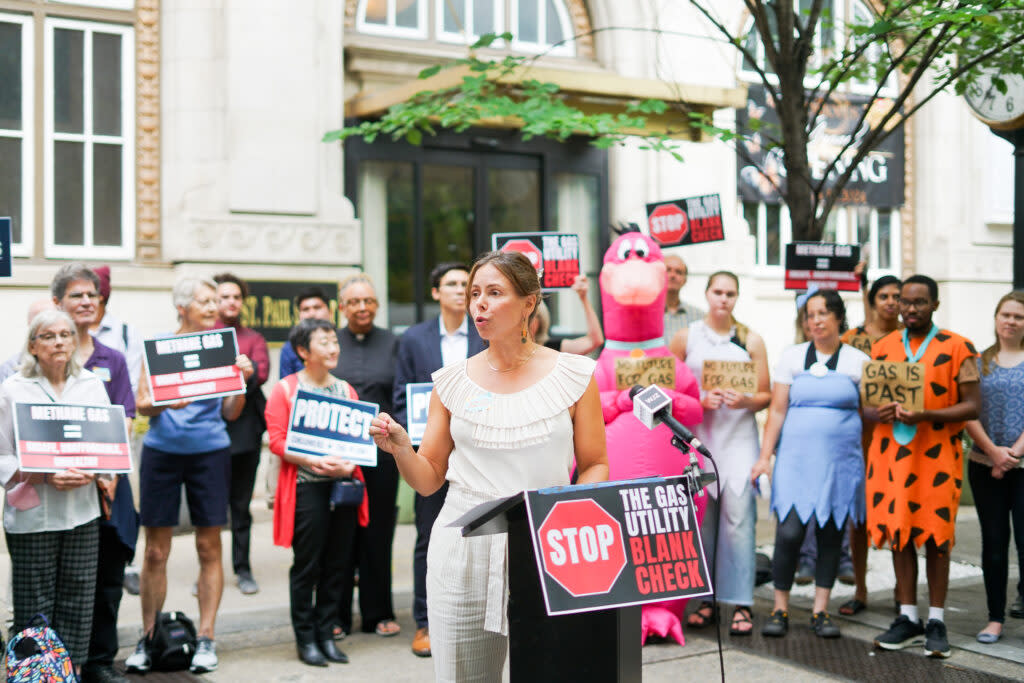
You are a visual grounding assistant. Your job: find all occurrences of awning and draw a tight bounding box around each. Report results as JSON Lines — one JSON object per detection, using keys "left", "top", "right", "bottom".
{"left": 344, "top": 64, "right": 747, "bottom": 142}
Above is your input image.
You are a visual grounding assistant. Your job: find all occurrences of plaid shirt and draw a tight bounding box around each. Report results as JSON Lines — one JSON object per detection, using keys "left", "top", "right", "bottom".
{"left": 663, "top": 302, "right": 706, "bottom": 347}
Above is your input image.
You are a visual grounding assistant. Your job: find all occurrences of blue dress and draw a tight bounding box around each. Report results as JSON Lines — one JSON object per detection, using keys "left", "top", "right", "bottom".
{"left": 771, "top": 348, "right": 865, "bottom": 527}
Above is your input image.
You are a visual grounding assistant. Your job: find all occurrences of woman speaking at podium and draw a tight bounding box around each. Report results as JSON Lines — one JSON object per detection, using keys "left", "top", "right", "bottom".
{"left": 371, "top": 251, "right": 608, "bottom": 682}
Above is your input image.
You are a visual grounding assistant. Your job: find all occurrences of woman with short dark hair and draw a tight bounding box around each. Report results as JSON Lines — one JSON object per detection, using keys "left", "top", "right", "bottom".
{"left": 265, "top": 318, "right": 368, "bottom": 667}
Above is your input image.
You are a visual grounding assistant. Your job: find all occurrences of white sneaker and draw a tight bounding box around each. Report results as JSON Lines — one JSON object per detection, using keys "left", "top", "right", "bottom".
{"left": 125, "top": 637, "right": 151, "bottom": 673}
{"left": 190, "top": 636, "right": 218, "bottom": 673}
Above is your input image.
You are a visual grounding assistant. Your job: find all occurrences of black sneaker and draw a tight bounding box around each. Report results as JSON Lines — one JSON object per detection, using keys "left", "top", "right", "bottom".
{"left": 874, "top": 615, "right": 925, "bottom": 650}
{"left": 762, "top": 609, "right": 789, "bottom": 637}
{"left": 811, "top": 611, "right": 841, "bottom": 638}
{"left": 924, "top": 619, "right": 951, "bottom": 658}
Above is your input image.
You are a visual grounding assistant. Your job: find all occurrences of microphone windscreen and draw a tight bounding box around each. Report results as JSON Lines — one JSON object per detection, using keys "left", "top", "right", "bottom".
{"left": 628, "top": 385, "right": 644, "bottom": 400}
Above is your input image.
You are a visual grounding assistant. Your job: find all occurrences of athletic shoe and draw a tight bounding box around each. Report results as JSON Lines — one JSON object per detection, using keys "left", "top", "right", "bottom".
{"left": 236, "top": 570, "right": 260, "bottom": 595}
{"left": 811, "top": 611, "right": 841, "bottom": 638}
{"left": 794, "top": 561, "right": 814, "bottom": 585}
{"left": 761, "top": 609, "right": 788, "bottom": 637}
{"left": 122, "top": 568, "right": 140, "bottom": 596}
{"left": 837, "top": 563, "right": 855, "bottom": 586}
{"left": 190, "top": 637, "right": 218, "bottom": 673}
{"left": 124, "top": 638, "right": 151, "bottom": 673}
{"left": 874, "top": 615, "right": 925, "bottom": 650}
{"left": 924, "top": 619, "right": 951, "bottom": 658}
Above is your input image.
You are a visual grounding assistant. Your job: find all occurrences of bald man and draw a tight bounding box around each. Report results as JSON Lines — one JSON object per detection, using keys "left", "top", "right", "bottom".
{"left": 0, "top": 298, "right": 56, "bottom": 382}
{"left": 663, "top": 254, "right": 705, "bottom": 346}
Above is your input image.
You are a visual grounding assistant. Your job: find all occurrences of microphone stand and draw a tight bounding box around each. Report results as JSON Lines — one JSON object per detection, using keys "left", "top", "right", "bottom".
{"left": 668, "top": 434, "right": 717, "bottom": 500}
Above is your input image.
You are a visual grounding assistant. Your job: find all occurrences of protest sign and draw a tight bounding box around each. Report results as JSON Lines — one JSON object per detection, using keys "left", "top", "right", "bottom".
{"left": 701, "top": 360, "right": 757, "bottom": 393}
{"left": 14, "top": 403, "right": 131, "bottom": 473}
{"left": 860, "top": 361, "right": 925, "bottom": 411}
{"left": 614, "top": 357, "right": 675, "bottom": 391}
{"left": 0, "top": 217, "right": 11, "bottom": 277}
{"left": 784, "top": 242, "right": 860, "bottom": 292}
{"left": 405, "top": 382, "right": 433, "bottom": 446}
{"left": 285, "top": 388, "right": 379, "bottom": 467}
{"left": 143, "top": 329, "right": 245, "bottom": 405}
{"left": 644, "top": 195, "right": 724, "bottom": 248}
{"left": 492, "top": 232, "right": 581, "bottom": 290}
{"left": 524, "top": 477, "right": 711, "bottom": 616}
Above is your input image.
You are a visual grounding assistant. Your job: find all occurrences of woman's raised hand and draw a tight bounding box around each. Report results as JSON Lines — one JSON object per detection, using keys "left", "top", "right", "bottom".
{"left": 370, "top": 412, "right": 413, "bottom": 454}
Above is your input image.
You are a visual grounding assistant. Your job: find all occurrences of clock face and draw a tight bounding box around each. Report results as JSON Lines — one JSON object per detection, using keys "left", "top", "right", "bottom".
{"left": 965, "top": 71, "right": 1024, "bottom": 129}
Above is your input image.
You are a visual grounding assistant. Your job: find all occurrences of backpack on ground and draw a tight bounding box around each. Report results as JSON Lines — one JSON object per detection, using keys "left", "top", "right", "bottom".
{"left": 5, "top": 614, "right": 73, "bottom": 683}
{"left": 148, "top": 611, "right": 198, "bottom": 671}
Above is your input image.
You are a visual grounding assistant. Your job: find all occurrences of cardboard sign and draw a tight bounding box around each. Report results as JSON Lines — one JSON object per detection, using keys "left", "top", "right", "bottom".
{"left": 14, "top": 403, "right": 131, "bottom": 473}
{"left": 860, "top": 361, "right": 925, "bottom": 411}
{"left": 284, "top": 388, "right": 379, "bottom": 467}
{"left": 491, "top": 232, "right": 581, "bottom": 291}
{"left": 615, "top": 357, "right": 676, "bottom": 391}
{"left": 784, "top": 242, "right": 860, "bottom": 292}
{"left": 644, "top": 195, "right": 724, "bottom": 248}
{"left": 524, "top": 477, "right": 711, "bottom": 616}
{"left": 0, "top": 217, "right": 11, "bottom": 277}
{"left": 701, "top": 360, "right": 757, "bottom": 393}
{"left": 405, "top": 382, "right": 433, "bottom": 446}
{"left": 143, "top": 329, "right": 245, "bottom": 405}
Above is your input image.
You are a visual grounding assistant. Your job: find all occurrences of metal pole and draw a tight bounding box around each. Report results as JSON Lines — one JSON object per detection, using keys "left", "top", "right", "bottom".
{"left": 995, "top": 128, "right": 1024, "bottom": 290}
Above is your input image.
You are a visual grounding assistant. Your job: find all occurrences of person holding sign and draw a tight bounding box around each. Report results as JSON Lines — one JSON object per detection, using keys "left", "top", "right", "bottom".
{"left": 836, "top": 274, "right": 902, "bottom": 617}
{"left": 128, "top": 277, "right": 250, "bottom": 675}
{"left": 866, "top": 275, "right": 979, "bottom": 658}
{"left": 370, "top": 251, "right": 609, "bottom": 682}
{"left": 531, "top": 274, "right": 605, "bottom": 354}
{"left": 965, "top": 292, "right": 1024, "bottom": 644}
{"left": 751, "top": 290, "right": 870, "bottom": 639}
{"left": 0, "top": 310, "right": 110, "bottom": 677}
{"left": 265, "top": 318, "right": 368, "bottom": 667}
{"left": 673, "top": 272, "right": 770, "bottom": 636}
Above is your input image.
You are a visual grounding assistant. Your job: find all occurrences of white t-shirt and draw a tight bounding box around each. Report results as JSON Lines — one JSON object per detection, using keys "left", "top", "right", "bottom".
{"left": 773, "top": 342, "right": 870, "bottom": 385}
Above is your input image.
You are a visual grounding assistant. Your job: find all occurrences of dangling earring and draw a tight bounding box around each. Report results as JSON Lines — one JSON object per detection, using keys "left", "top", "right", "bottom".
{"left": 521, "top": 317, "right": 528, "bottom": 344}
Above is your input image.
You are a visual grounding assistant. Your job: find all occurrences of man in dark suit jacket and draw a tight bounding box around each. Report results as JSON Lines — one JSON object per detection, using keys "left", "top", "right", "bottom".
{"left": 392, "top": 262, "right": 486, "bottom": 658}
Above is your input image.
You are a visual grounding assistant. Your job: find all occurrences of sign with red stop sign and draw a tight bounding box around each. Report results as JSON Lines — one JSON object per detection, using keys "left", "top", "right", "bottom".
{"left": 525, "top": 478, "right": 712, "bottom": 615}
{"left": 491, "top": 232, "right": 581, "bottom": 291}
{"left": 645, "top": 194, "right": 725, "bottom": 248}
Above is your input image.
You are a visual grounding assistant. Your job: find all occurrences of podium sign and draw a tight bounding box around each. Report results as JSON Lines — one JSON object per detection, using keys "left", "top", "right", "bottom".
{"left": 524, "top": 477, "right": 711, "bottom": 616}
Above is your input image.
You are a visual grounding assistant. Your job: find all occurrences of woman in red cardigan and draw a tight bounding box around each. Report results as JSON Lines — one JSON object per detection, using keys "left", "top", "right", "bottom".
{"left": 265, "top": 318, "right": 368, "bottom": 668}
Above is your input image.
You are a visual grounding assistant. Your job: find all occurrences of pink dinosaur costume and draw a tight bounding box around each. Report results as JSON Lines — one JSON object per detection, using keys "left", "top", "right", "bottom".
{"left": 595, "top": 231, "right": 706, "bottom": 646}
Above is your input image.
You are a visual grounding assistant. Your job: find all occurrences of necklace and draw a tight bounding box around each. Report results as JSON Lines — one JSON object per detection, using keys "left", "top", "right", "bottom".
{"left": 486, "top": 345, "right": 538, "bottom": 373}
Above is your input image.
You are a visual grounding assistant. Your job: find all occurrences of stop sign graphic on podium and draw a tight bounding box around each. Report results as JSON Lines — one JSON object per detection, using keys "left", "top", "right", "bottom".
{"left": 537, "top": 499, "right": 627, "bottom": 597}
{"left": 647, "top": 203, "right": 689, "bottom": 246}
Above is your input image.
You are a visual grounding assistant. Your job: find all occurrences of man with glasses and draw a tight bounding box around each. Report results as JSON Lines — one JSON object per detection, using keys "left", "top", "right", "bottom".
{"left": 866, "top": 274, "right": 980, "bottom": 659}
{"left": 51, "top": 264, "right": 137, "bottom": 683}
{"left": 663, "top": 254, "right": 705, "bottom": 347}
{"left": 332, "top": 275, "right": 403, "bottom": 640}
{"left": 392, "top": 262, "right": 486, "bottom": 657}
{"left": 212, "top": 273, "right": 270, "bottom": 596}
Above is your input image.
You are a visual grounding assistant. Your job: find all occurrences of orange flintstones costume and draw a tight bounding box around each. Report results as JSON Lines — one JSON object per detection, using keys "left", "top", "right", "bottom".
{"left": 865, "top": 329, "right": 979, "bottom": 552}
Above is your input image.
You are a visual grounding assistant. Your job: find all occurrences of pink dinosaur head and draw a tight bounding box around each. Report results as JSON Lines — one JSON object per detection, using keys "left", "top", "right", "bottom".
{"left": 599, "top": 232, "right": 667, "bottom": 342}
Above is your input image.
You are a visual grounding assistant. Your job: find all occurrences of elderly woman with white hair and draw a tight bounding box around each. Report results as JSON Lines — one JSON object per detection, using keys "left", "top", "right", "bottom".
{"left": 0, "top": 309, "right": 110, "bottom": 675}
{"left": 127, "top": 276, "right": 250, "bottom": 675}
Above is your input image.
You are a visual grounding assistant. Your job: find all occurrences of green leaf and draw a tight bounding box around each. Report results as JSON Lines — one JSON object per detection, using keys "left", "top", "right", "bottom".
{"left": 419, "top": 64, "right": 442, "bottom": 79}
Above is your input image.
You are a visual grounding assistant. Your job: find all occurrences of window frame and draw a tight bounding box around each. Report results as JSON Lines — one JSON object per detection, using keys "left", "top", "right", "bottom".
{"left": 509, "top": 0, "right": 575, "bottom": 57}
{"left": 0, "top": 12, "right": 34, "bottom": 257}
{"left": 355, "top": 0, "right": 429, "bottom": 40}
{"left": 435, "top": 0, "right": 504, "bottom": 46}
{"left": 47, "top": 0, "right": 136, "bottom": 10}
{"left": 43, "top": 16, "right": 135, "bottom": 260}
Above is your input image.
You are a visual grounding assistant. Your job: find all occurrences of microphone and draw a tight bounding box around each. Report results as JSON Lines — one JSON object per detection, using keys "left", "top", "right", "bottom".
{"left": 629, "top": 385, "right": 711, "bottom": 458}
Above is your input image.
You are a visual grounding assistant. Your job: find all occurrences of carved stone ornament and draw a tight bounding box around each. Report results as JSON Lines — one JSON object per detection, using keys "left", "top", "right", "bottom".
{"left": 167, "top": 216, "right": 362, "bottom": 265}
{"left": 136, "top": 0, "right": 162, "bottom": 260}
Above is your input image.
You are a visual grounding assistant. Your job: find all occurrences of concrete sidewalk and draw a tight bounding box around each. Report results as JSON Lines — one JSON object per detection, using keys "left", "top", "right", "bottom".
{"left": 0, "top": 492, "right": 1019, "bottom": 680}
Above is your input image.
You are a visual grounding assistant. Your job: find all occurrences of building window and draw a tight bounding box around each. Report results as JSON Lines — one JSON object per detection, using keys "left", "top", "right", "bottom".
{"left": 0, "top": 13, "right": 32, "bottom": 257}
{"left": 742, "top": 199, "right": 899, "bottom": 276}
{"left": 44, "top": 18, "right": 134, "bottom": 259}
{"left": 356, "top": 0, "right": 575, "bottom": 55}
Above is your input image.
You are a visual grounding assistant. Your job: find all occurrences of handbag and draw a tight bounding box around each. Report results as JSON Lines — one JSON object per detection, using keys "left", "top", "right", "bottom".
{"left": 329, "top": 478, "right": 365, "bottom": 509}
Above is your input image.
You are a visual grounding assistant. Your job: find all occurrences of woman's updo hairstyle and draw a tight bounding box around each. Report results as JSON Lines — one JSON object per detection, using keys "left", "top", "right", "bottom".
{"left": 467, "top": 250, "right": 543, "bottom": 324}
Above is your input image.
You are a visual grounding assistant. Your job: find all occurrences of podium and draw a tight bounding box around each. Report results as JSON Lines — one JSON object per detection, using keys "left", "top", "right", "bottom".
{"left": 455, "top": 477, "right": 711, "bottom": 683}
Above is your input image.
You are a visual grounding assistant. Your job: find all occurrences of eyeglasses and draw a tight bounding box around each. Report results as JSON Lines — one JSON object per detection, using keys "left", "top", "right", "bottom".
{"left": 344, "top": 297, "right": 378, "bottom": 308}
{"left": 66, "top": 291, "right": 100, "bottom": 301}
{"left": 898, "top": 298, "right": 932, "bottom": 309}
{"left": 34, "top": 331, "right": 75, "bottom": 343}
{"left": 192, "top": 298, "right": 218, "bottom": 308}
